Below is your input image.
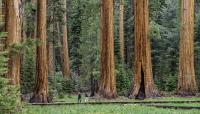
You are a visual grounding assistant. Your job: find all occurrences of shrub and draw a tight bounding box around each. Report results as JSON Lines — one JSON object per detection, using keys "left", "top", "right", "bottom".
{"left": 0, "top": 33, "right": 20, "bottom": 114}
{"left": 116, "top": 64, "right": 132, "bottom": 96}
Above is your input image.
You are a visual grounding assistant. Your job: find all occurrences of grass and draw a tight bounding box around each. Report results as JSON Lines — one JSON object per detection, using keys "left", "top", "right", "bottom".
{"left": 21, "top": 105, "right": 200, "bottom": 114}
{"left": 20, "top": 96, "right": 200, "bottom": 114}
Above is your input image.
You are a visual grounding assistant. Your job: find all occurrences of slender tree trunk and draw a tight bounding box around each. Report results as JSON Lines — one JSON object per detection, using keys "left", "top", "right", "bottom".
{"left": 98, "top": 0, "right": 116, "bottom": 99}
{"left": 129, "top": 0, "right": 159, "bottom": 99}
{"left": 47, "top": 41, "right": 55, "bottom": 76}
{"left": 31, "top": 0, "right": 37, "bottom": 39}
{"left": 0, "top": 0, "right": 6, "bottom": 31}
{"left": 119, "top": 0, "right": 125, "bottom": 64}
{"left": 178, "top": 0, "right": 198, "bottom": 96}
{"left": 5, "top": 0, "right": 22, "bottom": 85}
{"left": 31, "top": 0, "right": 48, "bottom": 103}
{"left": 47, "top": 10, "right": 55, "bottom": 76}
{"left": 31, "top": 0, "right": 37, "bottom": 5}
{"left": 61, "top": 0, "right": 70, "bottom": 80}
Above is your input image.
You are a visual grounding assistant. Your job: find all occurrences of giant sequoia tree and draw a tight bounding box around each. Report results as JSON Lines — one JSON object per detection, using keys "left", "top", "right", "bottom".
{"left": 129, "top": 0, "right": 159, "bottom": 99}
{"left": 98, "top": 0, "right": 116, "bottom": 98}
{"left": 5, "top": 0, "right": 22, "bottom": 85}
{"left": 178, "top": 0, "right": 198, "bottom": 96}
{"left": 31, "top": 0, "right": 49, "bottom": 103}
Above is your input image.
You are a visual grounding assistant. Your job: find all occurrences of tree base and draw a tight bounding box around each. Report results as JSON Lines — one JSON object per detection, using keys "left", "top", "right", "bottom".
{"left": 128, "top": 90, "right": 160, "bottom": 100}
{"left": 30, "top": 94, "right": 49, "bottom": 103}
{"left": 176, "top": 90, "right": 197, "bottom": 97}
{"left": 98, "top": 90, "right": 116, "bottom": 99}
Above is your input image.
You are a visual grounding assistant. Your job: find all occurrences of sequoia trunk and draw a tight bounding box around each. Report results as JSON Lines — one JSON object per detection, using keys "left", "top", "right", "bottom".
{"left": 129, "top": 0, "right": 159, "bottom": 99}
{"left": 178, "top": 0, "right": 198, "bottom": 96}
{"left": 98, "top": 0, "right": 116, "bottom": 99}
{"left": 31, "top": 0, "right": 48, "bottom": 103}
{"left": 5, "top": 0, "right": 22, "bottom": 85}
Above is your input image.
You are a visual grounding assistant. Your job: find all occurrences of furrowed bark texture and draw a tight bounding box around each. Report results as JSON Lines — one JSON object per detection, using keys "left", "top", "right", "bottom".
{"left": 99, "top": 0, "right": 116, "bottom": 99}
{"left": 178, "top": 0, "right": 198, "bottom": 96}
{"left": 31, "top": 0, "right": 48, "bottom": 103}
{"left": 5, "top": 0, "right": 22, "bottom": 85}
{"left": 129, "top": 0, "right": 159, "bottom": 99}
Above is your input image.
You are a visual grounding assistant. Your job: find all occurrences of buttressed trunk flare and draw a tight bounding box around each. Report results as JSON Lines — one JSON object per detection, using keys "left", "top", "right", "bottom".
{"left": 129, "top": 0, "right": 159, "bottom": 99}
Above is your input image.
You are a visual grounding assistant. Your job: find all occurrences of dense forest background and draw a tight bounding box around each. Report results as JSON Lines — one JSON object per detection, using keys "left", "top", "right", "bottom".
{"left": 19, "top": 0, "right": 200, "bottom": 97}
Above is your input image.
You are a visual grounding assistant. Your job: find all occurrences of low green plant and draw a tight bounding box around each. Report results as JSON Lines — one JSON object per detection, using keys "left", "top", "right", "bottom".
{"left": 116, "top": 64, "right": 132, "bottom": 96}
{"left": 0, "top": 33, "right": 20, "bottom": 114}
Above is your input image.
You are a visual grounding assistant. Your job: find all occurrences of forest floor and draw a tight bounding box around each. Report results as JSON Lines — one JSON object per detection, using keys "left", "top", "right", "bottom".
{"left": 21, "top": 104, "right": 200, "bottom": 114}
{"left": 21, "top": 96, "right": 200, "bottom": 114}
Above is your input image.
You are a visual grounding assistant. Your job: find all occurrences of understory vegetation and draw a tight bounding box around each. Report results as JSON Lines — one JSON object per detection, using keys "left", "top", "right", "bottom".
{"left": 21, "top": 105, "right": 200, "bottom": 114}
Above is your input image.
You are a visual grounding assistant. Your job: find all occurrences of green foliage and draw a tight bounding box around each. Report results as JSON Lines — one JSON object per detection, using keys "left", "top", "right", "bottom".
{"left": 151, "top": 0, "right": 179, "bottom": 91}
{"left": 24, "top": 0, "right": 36, "bottom": 38}
{"left": 62, "top": 80, "right": 73, "bottom": 94}
{"left": 0, "top": 78, "right": 19, "bottom": 114}
{"left": 0, "top": 34, "right": 20, "bottom": 114}
{"left": 68, "top": 0, "right": 82, "bottom": 77}
{"left": 165, "top": 74, "right": 177, "bottom": 92}
{"left": 116, "top": 65, "right": 131, "bottom": 96}
{"left": 48, "top": 72, "right": 74, "bottom": 101}
{"left": 195, "top": 11, "right": 200, "bottom": 89}
{"left": 20, "top": 39, "right": 36, "bottom": 94}
{"left": 124, "top": 0, "right": 134, "bottom": 68}
{"left": 58, "top": 92, "right": 65, "bottom": 99}
{"left": 150, "top": 21, "right": 161, "bottom": 39}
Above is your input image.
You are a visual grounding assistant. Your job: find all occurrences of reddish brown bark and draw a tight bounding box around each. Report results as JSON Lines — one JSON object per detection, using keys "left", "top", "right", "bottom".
{"left": 178, "top": 0, "right": 198, "bottom": 96}
{"left": 31, "top": 0, "right": 48, "bottom": 103}
{"left": 129, "top": 0, "right": 159, "bottom": 99}
{"left": 5, "top": 0, "right": 22, "bottom": 85}
{"left": 98, "top": 0, "right": 116, "bottom": 99}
